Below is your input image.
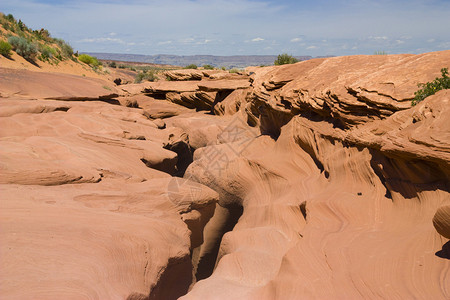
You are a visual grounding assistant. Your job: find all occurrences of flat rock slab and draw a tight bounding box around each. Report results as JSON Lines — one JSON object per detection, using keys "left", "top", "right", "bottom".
{"left": 143, "top": 81, "right": 200, "bottom": 93}
{"left": 197, "top": 79, "right": 251, "bottom": 92}
{"left": 0, "top": 67, "right": 118, "bottom": 100}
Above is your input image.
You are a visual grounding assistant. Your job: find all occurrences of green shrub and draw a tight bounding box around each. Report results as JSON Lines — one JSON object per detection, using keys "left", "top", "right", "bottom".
{"left": 412, "top": 68, "right": 450, "bottom": 106}
{"left": 78, "top": 54, "right": 100, "bottom": 67}
{"left": 38, "top": 44, "right": 57, "bottom": 61}
{"left": 54, "top": 38, "right": 73, "bottom": 58}
{"left": 229, "top": 68, "right": 240, "bottom": 74}
{"left": 17, "top": 19, "right": 29, "bottom": 32}
{"left": 5, "top": 14, "right": 15, "bottom": 23}
{"left": 108, "top": 61, "right": 117, "bottom": 68}
{"left": 0, "top": 40, "right": 12, "bottom": 57}
{"left": 7, "top": 36, "right": 37, "bottom": 60}
{"left": 202, "top": 64, "right": 214, "bottom": 70}
{"left": 33, "top": 28, "right": 52, "bottom": 42}
{"left": 135, "top": 70, "right": 157, "bottom": 83}
{"left": 1, "top": 18, "right": 11, "bottom": 31}
{"left": 374, "top": 51, "right": 387, "bottom": 55}
{"left": 274, "top": 53, "right": 298, "bottom": 65}
{"left": 184, "top": 64, "right": 198, "bottom": 69}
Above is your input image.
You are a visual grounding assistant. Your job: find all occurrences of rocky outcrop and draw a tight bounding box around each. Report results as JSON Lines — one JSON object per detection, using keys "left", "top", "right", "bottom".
{"left": 164, "top": 69, "right": 205, "bottom": 81}
{"left": 180, "top": 51, "right": 450, "bottom": 299}
{"left": 434, "top": 205, "right": 450, "bottom": 239}
{"left": 164, "top": 69, "right": 247, "bottom": 81}
{"left": 0, "top": 67, "right": 118, "bottom": 101}
{"left": 249, "top": 51, "right": 450, "bottom": 128}
{"left": 141, "top": 78, "right": 251, "bottom": 112}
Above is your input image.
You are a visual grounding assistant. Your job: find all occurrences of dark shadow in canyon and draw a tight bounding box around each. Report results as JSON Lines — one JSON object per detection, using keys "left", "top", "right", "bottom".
{"left": 194, "top": 205, "right": 243, "bottom": 282}
{"left": 435, "top": 241, "right": 450, "bottom": 260}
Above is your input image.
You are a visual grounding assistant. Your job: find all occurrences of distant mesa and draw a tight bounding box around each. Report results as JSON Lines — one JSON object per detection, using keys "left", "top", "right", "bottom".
{"left": 85, "top": 52, "right": 330, "bottom": 69}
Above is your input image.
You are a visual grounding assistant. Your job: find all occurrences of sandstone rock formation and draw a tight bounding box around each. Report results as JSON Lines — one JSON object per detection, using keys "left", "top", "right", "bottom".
{"left": 1, "top": 50, "right": 449, "bottom": 300}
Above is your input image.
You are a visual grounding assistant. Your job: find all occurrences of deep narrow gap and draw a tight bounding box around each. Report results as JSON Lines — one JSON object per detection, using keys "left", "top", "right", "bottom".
{"left": 163, "top": 140, "right": 194, "bottom": 177}
{"left": 194, "top": 205, "right": 243, "bottom": 282}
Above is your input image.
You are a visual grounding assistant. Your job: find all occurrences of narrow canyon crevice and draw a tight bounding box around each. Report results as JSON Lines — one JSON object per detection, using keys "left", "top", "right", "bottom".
{"left": 193, "top": 205, "right": 243, "bottom": 282}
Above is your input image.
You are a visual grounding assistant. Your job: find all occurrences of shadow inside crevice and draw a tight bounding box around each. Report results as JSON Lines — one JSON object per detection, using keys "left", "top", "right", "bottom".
{"left": 435, "top": 241, "right": 450, "bottom": 260}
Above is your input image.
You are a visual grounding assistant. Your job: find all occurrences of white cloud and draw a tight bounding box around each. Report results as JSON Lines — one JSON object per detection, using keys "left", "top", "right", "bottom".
{"left": 78, "top": 37, "right": 125, "bottom": 44}
{"left": 179, "top": 38, "right": 195, "bottom": 44}
{"left": 395, "top": 39, "right": 405, "bottom": 44}
{"left": 251, "top": 37, "right": 264, "bottom": 42}
{"left": 427, "top": 38, "right": 436, "bottom": 43}
{"left": 307, "top": 45, "right": 318, "bottom": 49}
{"left": 3, "top": 0, "right": 450, "bottom": 56}
{"left": 369, "top": 36, "right": 388, "bottom": 41}
{"left": 197, "top": 39, "right": 212, "bottom": 44}
{"left": 438, "top": 41, "right": 450, "bottom": 49}
{"left": 158, "top": 40, "right": 173, "bottom": 45}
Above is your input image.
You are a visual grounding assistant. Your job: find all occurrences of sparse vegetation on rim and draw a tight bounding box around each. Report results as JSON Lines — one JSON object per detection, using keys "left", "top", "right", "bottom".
{"left": 0, "top": 40, "right": 12, "bottom": 57}
{"left": 135, "top": 69, "right": 158, "bottom": 83}
{"left": 184, "top": 64, "right": 198, "bottom": 69}
{"left": 7, "top": 36, "right": 38, "bottom": 61}
{"left": 0, "top": 12, "right": 77, "bottom": 65}
{"left": 202, "top": 64, "right": 214, "bottom": 70}
{"left": 274, "top": 53, "right": 298, "bottom": 65}
{"left": 412, "top": 68, "right": 450, "bottom": 106}
{"left": 78, "top": 54, "right": 101, "bottom": 67}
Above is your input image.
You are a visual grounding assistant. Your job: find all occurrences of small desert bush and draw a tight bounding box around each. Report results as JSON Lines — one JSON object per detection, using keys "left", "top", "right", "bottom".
{"left": 54, "top": 38, "right": 73, "bottom": 58}
{"left": 412, "top": 68, "right": 450, "bottom": 106}
{"left": 108, "top": 61, "right": 117, "bottom": 68}
{"left": 38, "top": 44, "right": 56, "bottom": 61}
{"left": 374, "top": 51, "right": 387, "bottom": 55}
{"left": 5, "top": 14, "right": 15, "bottom": 23}
{"left": 135, "top": 70, "right": 157, "bottom": 83}
{"left": 184, "top": 64, "right": 198, "bottom": 69}
{"left": 0, "top": 40, "right": 12, "bottom": 57}
{"left": 33, "top": 28, "right": 52, "bottom": 42}
{"left": 202, "top": 64, "right": 214, "bottom": 70}
{"left": 7, "top": 36, "right": 37, "bottom": 60}
{"left": 274, "top": 53, "right": 298, "bottom": 65}
{"left": 78, "top": 54, "right": 100, "bottom": 67}
{"left": 229, "top": 68, "right": 240, "bottom": 74}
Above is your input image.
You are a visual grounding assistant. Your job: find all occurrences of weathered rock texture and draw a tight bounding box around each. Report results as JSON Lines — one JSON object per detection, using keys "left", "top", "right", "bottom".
{"left": 181, "top": 51, "right": 450, "bottom": 299}
{"left": 1, "top": 50, "right": 449, "bottom": 300}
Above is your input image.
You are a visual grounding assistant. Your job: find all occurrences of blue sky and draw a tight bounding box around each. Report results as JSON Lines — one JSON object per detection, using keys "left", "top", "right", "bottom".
{"left": 1, "top": 0, "right": 449, "bottom": 56}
